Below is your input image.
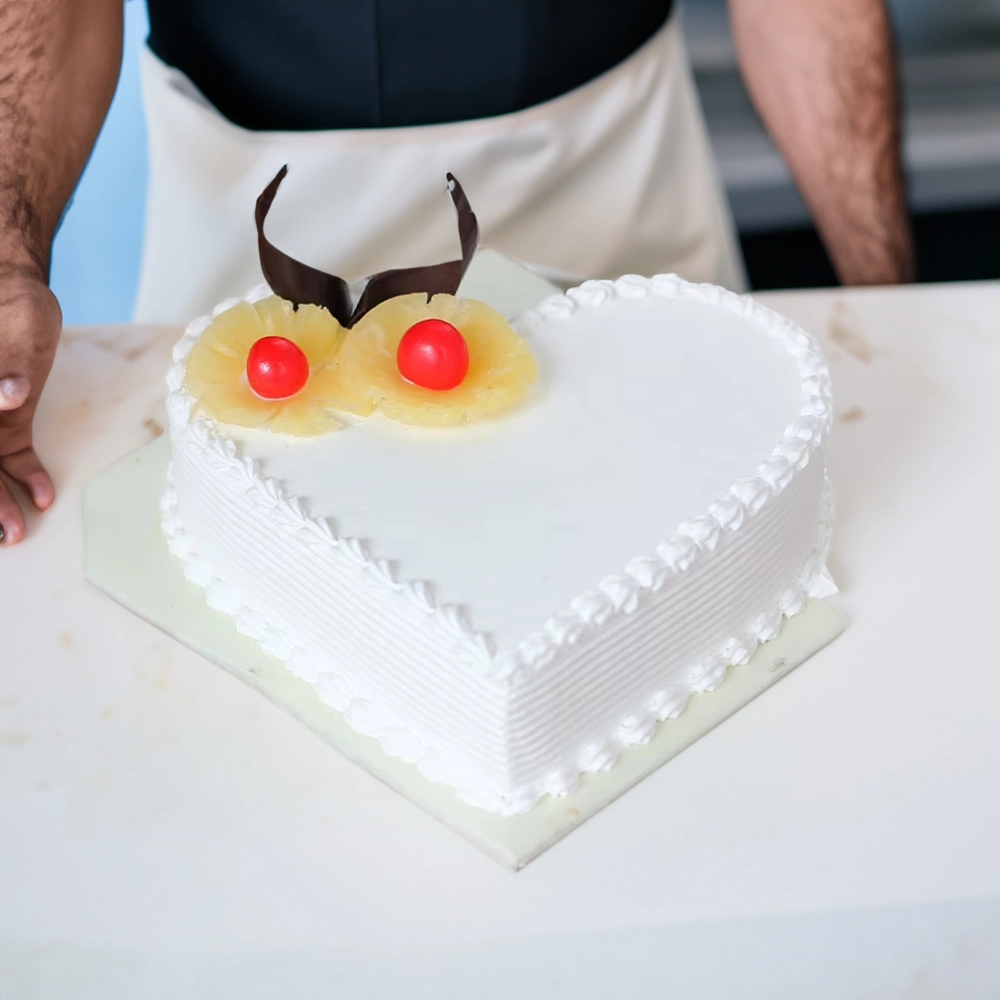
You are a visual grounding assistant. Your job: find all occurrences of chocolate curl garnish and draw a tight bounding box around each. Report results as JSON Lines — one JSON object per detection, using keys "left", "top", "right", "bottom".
{"left": 255, "top": 165, "right": 353, "bottom": 325}
{"left": 348, "top": 173, "right": 479, "bottom": 325}
{"left": 255, "top": 168, "right": 479, "bottom": 328}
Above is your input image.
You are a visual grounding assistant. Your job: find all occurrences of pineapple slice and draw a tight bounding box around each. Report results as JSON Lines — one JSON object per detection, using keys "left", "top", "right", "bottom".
{"left": 184, "top": 296, "right": 372, "bottom": 435}
{"left": 337, "top": 293, "right": 537, "bottom": 427}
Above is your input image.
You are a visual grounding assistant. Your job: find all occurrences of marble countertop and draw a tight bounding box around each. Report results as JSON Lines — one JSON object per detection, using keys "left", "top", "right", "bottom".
{"left": 2, "top": 281, "right": 998, "bottom": 998}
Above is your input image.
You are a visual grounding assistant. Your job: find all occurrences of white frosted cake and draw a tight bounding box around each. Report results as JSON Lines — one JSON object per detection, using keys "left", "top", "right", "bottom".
{"left": 162, "top": 271, "right": 834, "bottom": 814}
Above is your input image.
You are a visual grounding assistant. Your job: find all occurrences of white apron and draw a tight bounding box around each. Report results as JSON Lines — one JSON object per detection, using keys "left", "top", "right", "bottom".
{"left": 134, "top": 15, "right": 746, "bottom": 325}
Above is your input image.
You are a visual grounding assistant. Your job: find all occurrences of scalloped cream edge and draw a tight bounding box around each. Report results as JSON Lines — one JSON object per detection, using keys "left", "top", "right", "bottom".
{"left": 163, "top": 274, "right": 836, "bottom": 814}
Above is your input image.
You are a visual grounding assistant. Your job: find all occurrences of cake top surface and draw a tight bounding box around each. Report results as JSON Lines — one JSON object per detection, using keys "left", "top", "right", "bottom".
{"left": 224, "top": 282, "right": 806, "bottom": 646}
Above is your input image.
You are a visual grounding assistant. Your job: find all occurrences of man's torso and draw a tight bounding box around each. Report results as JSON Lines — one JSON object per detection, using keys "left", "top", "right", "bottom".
{"left": 146, "top": 0, "right": 674, "bottom": 130}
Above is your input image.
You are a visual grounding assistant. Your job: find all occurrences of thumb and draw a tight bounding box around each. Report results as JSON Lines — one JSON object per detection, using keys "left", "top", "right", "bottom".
{"left": 0, "top": 375, "right": 30, "bottom": 410}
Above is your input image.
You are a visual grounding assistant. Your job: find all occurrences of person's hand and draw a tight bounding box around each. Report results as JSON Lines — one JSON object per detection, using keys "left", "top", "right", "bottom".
{"left": 0, "top": 269, "right": 61, "bottom": 546}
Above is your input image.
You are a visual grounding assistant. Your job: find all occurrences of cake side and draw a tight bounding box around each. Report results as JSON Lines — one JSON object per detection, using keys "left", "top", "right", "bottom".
{"left": 501, "top": 460, "right": 831, "bottom": 808}
{"left": 163, "top": 274, "right": 834, "bottom": 814}
{"left": 161, "top": 462, "right": 514, "bottom": 795}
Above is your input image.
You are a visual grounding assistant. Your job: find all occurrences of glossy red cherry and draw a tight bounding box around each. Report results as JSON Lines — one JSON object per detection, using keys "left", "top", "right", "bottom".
{"left": 246, "top": 336, "right": 310, "bottom": 399}
{"left": 396, "top": 319, "right": 470, "bottom": 391}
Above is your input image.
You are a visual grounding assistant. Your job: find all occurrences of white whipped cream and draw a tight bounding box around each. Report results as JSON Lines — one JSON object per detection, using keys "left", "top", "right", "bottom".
{"left": 163, "top": 274, "right": 835, "bottom": 814}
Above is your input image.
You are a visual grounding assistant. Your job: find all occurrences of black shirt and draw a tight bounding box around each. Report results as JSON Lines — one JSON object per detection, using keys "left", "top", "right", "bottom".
{"left": 146, "top": 0, "right": 674, "bottom": 131}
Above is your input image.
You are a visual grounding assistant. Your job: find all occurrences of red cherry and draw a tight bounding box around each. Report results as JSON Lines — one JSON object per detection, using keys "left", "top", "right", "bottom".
{"left": 396, "top": 319, "right": 470, "bottom": 391}
{"left": 246, "top": 336, "right": 310, "bottom": 399}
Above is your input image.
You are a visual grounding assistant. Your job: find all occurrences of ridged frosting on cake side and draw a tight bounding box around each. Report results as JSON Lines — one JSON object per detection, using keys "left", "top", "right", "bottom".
{"left": 163, "top": 274, "right": 835, "bottom": 814}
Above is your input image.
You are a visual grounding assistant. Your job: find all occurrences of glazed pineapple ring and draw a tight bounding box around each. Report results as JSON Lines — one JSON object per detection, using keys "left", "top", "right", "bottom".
{"left": 184, "top": 296, "right": 371, "bottom": 436}
{"left": 337, "top": 293, "right": 538, "bottom": 427}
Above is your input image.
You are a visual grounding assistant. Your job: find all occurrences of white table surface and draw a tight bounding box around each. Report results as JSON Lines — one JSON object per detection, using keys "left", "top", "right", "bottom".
{"left": 2, "top": 281, "right": 998, "bottom": 999}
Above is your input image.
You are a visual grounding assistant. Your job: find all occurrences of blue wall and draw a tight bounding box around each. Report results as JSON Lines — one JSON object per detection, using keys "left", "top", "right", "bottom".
{"left": 49, "top": 0, "right": 148, "bottom": 325}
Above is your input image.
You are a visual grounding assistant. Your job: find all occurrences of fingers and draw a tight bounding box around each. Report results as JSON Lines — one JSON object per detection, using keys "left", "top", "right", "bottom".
{"left": 0, "top": 448, "right": 54, "bottom": 547}
{"left": 1, "top": 446, "right": 55, "bottom": 511}
{"left": 0, "top": 476, "right": 25, "bottom": 546}
{"left": 0, "top": 278, "right": 62, "bottom": 412}
{"left": 0, "top": 278, "right": 61, "bottom": 544}
{"left": 0, "top": 376, "right": 30, "bottom": 410}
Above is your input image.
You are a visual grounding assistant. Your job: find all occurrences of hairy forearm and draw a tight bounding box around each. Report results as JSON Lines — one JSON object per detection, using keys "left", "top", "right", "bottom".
{"left": 730, "top": 0, "right": 915, "bottom": 285}
{"left": 0, "top": 0, "right": 123, "bottom": 281}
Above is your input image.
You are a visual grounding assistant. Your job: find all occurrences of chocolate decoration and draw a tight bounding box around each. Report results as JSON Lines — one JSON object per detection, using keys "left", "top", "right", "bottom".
{"left": 348, "top": 173, "right": 479, "bottom": 325}
{"left": 255, "top": 167, "right": 479, "bottom": 329}
{"left": 255, "top": 166, "right": 353, "bottom": 325}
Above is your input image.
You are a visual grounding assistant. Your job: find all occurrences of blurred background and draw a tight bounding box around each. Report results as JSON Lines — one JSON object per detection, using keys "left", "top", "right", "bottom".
{"left": 50, "top": 0, "right": 1000, "bottom": 324}
{"left": 684, "top": 0, "right": 1000, "bottom": 289}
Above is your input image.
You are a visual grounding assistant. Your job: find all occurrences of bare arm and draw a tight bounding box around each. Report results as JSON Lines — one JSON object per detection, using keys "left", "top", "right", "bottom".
{"left": 729, "top": 0, "right": 915, "bottom": 285}
{"left": 0, "top": 0, "right": 123, "bottom": 545}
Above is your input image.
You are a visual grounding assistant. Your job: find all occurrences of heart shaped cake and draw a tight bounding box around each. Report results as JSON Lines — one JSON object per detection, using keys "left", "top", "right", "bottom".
{"left": 162, "top": 266, "right": 834, "bottom": 814}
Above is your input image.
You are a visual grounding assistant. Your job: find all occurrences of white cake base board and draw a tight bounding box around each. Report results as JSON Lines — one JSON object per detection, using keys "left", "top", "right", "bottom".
{"left": 83, "top": 435, "right": 845, "bottom": 870}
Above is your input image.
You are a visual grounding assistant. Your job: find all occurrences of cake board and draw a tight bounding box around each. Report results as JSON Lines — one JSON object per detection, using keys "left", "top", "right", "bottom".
{"left": 82, "top": 251, "right": 845, "bottom": 870}
{"left": 84, "top": 435, "right": 843, "bottom": 871}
